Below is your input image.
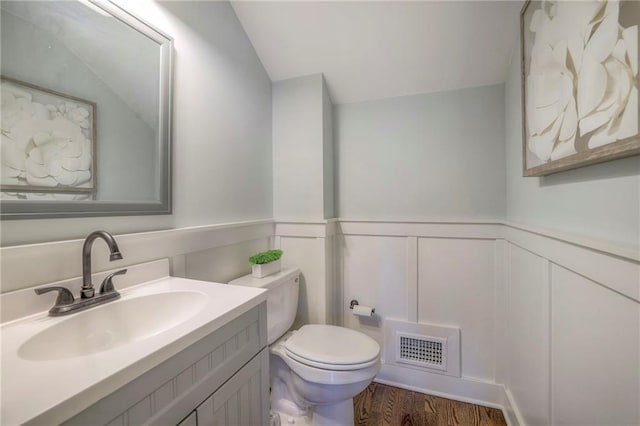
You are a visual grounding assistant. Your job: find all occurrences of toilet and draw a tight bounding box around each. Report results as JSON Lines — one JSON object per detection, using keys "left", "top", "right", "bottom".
{"left": 229, "top": 268, "right": 381, "bottom": 426}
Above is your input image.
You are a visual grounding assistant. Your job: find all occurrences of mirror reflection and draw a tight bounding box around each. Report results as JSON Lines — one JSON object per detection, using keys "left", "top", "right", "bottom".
{"left": 0, "top": 0, "right": 172, "bottom": 217}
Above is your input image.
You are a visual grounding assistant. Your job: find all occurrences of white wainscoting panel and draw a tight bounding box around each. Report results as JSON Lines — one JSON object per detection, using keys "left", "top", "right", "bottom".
{"left": 507, "top": 244, "right": 550, "bottom": 426}
{"left": 551, "top": 264, "right": 640, "bottom": 426}
{"left": 494, "top": 240, "right": 508, "bottom": 388}
{"left": 184, "top": 238, "right": 270, "bottom": 284}
{"left": 278, "top": 236, "right": 328, "bottom": 326}
{"left": 325, "top": 234, "right": 337, "bottom": 325}
{"left": 340, "top": 235, "right": 408, "bottom": 356}
{"left": 274, "top": 221, "right": 336, "bottom": 238}
{"left": 505, "top": 226, "right": 639, "bottom": 302}
{"left": 418, "top": 238, "right": 496, "bottom": 382}
{"left": 1, "top": 220, "right": 274, "bottom": 293}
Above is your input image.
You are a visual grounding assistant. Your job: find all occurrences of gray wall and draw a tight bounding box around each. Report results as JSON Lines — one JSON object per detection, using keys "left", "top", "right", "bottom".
{"left": 2, "top": 1, "right": 273, "bottom": 246}
{"left": 322, "top": 78, "right": 335, "bottom": 219}
{"left": 335, "top": 84, "right": 506, "bottom": 220}
{"left": 505, "top": 34, "right": 640, "bottom": 248}
{"left": 272, "top": 74, "right": 326, "bottom": 220}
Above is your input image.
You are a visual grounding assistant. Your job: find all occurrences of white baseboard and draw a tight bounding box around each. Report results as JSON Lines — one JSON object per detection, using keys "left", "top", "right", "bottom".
{"left": 375, "top": 367, "right": 523, "bottom": 426}
{"left": 375, "top": 364, "right": 505, "bottom": 408}
{"left": 502, "top": 387, "right": 526, "bottom": 426}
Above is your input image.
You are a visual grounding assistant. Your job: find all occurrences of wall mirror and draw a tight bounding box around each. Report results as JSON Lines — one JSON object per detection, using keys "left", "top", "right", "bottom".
{"left": 0, "top": 0, "right": 172, "bottom": 219}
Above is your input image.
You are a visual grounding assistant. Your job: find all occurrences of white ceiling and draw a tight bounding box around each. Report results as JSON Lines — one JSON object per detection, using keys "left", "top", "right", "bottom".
{"left": 231, "top": 1, "right": 522, "bottom": 104}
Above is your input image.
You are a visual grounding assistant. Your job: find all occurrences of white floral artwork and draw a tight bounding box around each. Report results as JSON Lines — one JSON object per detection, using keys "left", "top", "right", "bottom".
{"left": 523, "top": 0, "right": 639, "bottom": 174}
{"left": 1, "top": 78, "right": 95, "bottom": 193}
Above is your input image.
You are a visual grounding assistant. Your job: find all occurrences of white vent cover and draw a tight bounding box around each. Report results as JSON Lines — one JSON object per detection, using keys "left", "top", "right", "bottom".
{"left": 385, "top": 319, "right": 460, "bottom": 377}
{"left": 397, "top": 332, "right": 447, "bottom": 371}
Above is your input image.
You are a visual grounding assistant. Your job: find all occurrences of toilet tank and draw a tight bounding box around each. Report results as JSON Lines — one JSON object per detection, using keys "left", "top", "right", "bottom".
{"left": 228, "top": 268, "right": 300, "bottom": 344}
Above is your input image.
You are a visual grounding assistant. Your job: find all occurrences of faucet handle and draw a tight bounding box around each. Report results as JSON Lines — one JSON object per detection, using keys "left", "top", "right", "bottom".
{"left": 34, "top": 286, "right": 75, "bottom": 306}
{"left": 99, "top": 269, "right": 127, "bottom": 294}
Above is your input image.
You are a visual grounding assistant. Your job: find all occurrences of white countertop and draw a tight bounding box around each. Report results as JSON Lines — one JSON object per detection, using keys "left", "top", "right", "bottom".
{"left": 1, "top": 276, "right": 266, "bottom": 426}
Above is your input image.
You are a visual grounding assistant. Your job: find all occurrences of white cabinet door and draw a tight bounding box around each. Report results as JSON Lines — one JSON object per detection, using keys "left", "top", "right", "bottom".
{"left": 197, "top": 348, "right": 269, "bottom": 426}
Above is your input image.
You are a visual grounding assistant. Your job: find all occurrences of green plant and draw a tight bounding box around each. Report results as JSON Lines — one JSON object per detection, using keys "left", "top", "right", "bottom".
{"left": 248, "top": 249, "right": 283, "bottom": 265}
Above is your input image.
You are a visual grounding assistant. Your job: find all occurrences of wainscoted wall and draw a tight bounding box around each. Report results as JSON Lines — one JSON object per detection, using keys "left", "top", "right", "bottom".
{"left": 502, "top": 226, "right": 639, "bottom": 426}
{"left": 336, "top": 221, "right": 506, "bottom": 409}
{"left": 333, "top": 220, "right": 639, "bottom": 426}
{"left": 181, "top": 238, "right": 270, "bottom": 284}
{"left": 0, "top": 220, "right": 273, "bottom": 294}
{"left": 272, "top": 221, "right": 337, "bottom": 327}
{"left": 2, "top": 218, "right": 638, "bottom": 426}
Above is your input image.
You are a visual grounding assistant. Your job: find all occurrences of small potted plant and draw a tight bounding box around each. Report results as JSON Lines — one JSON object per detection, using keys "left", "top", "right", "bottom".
{"left": 249, "top": 249, "right": 283, "bottom": 278}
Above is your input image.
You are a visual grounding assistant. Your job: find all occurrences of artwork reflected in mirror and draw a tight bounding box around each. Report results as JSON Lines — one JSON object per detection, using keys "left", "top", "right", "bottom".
{"left": 521, "top": 0, "right": 640, "bottom": 176}
{"left": 0, "top": 0, "right": 172, "bottom": 218}
{"left": 1, "top": 76, "right": 96, "bottom": 200}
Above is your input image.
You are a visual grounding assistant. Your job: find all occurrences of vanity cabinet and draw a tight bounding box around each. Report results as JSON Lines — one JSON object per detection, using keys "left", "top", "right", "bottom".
{"left": 63, "top": 303, "right": 269, "bottom": 426}
{"left": 181, "top": 347, "right": 268, "bottom": 426}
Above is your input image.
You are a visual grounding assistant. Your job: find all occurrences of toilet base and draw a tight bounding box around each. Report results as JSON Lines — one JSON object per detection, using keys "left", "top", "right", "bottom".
{"left": 271, "top": 398, "right": 353, "bottom": 426}
{"left": 311, "top": 398, "right": 354, "bottom": 426}
{"left": 270, "top": 409, "right": 312, "bottom": 426}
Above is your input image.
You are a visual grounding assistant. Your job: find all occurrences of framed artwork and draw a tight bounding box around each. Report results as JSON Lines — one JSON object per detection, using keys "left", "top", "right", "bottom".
{"left": 0, "top": 76, "right": 96, "bottom": 196}
{"left": 521, "top": 0, "right": 640, "bottom": 176}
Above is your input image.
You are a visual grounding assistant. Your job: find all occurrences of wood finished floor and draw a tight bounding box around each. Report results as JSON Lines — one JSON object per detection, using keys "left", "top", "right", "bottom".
{"left": 353, "top": 383, "right": 507, "bottom": 426}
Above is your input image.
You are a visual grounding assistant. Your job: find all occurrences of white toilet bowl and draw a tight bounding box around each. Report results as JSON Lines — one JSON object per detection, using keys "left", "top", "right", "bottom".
{"left": 269, "top": 325, "right": 381, "bottom": 426}
{"left": 228, "top": 269, "right": 381, "bottom": 426}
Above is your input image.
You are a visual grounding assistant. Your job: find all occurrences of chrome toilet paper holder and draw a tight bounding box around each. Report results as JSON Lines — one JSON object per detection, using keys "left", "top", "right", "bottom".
{"left": 349, "top": 299, "right": 375, "bottom": 314}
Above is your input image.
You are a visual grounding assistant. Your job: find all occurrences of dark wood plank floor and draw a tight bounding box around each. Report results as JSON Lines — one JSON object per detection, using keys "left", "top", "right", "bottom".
{"left": 353, "top": 382, "right": 507, "bottom": 426}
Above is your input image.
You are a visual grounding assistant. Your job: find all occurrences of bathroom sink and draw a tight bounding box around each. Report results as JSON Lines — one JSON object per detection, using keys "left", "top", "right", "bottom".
{"left": 18, "top": 291, "right": 207, "bottom": 361}
{"left": 2, "top": 275, "right": 267, "bottom": 426}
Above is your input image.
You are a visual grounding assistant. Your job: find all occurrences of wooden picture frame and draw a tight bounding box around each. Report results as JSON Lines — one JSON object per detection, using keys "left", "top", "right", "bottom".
{"left": 1, "top": 76, "right": 97, "bottom": 196}
{"left": 521, "top": 0, "right": 640, "bottom": 176}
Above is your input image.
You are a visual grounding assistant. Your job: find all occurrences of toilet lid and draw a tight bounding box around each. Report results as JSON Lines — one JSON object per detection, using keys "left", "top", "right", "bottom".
{"left": 284, "top": 325, "right": 380, "bottom": 370}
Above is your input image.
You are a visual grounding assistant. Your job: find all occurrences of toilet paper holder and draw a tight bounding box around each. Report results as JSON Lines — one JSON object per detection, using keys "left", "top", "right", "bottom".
{"left": 349, "top": 299, "right": 375, "bottom": 314}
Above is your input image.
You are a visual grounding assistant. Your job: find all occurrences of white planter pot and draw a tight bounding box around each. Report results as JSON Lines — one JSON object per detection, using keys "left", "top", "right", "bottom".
{"left": 251, "top": 259, "right": 281, "bottom": 278}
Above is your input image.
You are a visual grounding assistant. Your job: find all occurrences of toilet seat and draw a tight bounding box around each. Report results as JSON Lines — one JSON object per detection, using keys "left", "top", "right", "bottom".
{"left": 284, "top": 325, "right": 380, "bottom": 371}
{"left": 272, "top": 341, "right": 381, "bottom": 386}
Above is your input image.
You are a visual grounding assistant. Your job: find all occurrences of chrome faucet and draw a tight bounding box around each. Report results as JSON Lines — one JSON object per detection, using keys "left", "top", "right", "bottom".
{"left": 35, "top": 230, "right": 127, "bottom": 316}
{"left": 82, "top": 230, "right": 123, "bottom": 298}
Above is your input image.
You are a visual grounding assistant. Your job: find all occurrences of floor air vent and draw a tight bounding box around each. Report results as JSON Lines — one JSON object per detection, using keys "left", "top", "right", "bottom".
{"left": 385, "top": 319, "right": 460, "bottom": 377}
